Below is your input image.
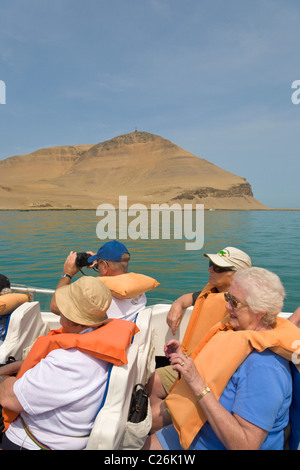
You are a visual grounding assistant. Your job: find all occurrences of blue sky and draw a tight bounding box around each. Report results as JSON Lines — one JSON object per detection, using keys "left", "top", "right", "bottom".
{"left": 0, "top": 0, "right": 299, "bottom": 208}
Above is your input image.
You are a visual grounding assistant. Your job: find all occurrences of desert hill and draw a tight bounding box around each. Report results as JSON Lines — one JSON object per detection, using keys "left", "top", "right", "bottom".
{"left": 0, "top": 131, "right": 267, "bottom": 210}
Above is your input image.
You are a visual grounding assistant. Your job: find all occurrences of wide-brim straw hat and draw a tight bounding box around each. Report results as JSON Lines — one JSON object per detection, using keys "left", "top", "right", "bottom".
{"left": 55, "top": 276, "right": 112, "bottom": 326}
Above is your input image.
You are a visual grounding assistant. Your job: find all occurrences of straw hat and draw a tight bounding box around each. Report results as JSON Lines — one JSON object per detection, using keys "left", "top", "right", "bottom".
{"left": 55, "top": 276, "right": 112, "bottom": 326}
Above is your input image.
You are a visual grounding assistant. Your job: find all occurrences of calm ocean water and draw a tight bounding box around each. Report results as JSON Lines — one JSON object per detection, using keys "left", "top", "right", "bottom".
{"left": 0, "top": 210, "right": 299, "bottom": 313}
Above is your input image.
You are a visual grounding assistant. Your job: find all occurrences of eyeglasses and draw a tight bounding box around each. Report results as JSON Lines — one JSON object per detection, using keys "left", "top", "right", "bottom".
{"left": 209, "top": 260, "right": 234, "bottom": 273}
{"left": 92, "top": 259, "right": 110, "bottom": 272}
{"left": 224, "top": 292, "right": 248, "bottom": 310}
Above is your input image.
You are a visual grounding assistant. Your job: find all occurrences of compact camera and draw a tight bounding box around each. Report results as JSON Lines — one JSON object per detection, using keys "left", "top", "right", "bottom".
{"left": 75, "top": 252, "right": 93, "bottom": 268}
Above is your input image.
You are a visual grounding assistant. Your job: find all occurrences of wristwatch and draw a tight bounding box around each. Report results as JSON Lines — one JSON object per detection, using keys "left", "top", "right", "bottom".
{"left": 197, "top": 386, "right": 211, "bottom": 401}
{"left": 60, "top": 273, "right": 72, "bottom": 279}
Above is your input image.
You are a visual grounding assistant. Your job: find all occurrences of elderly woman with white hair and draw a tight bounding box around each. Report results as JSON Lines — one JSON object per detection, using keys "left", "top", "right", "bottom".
{"left": 144, "top": 267, "right": 300, "bottom": 451}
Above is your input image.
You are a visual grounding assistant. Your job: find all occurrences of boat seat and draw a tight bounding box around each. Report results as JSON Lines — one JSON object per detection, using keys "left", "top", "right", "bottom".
{"left": 85, "top": 306, "right": 155, "bottom": 450}
{"left": 151, "top": 304, "right": 193, "bottom": 357}
{"left": 0, "top": 301, "right": 49, "bottom": 364}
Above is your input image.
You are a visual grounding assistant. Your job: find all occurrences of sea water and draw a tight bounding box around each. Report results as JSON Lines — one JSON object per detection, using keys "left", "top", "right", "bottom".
{"left": 0, "top": 210, "right": 299, "bottom": 313}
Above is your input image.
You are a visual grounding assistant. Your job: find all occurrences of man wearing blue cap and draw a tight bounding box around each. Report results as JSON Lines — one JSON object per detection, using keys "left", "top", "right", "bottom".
{"left": 87, "top": 240, "right": 130, "bottom": 276}
{"left": 50, "top": 241, "right": 147, "bottom": 322}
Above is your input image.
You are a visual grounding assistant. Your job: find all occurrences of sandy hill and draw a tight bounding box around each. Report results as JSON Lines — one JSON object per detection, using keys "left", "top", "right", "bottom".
{"left": 0, "top": 131, "right": 267, "bottom": 210}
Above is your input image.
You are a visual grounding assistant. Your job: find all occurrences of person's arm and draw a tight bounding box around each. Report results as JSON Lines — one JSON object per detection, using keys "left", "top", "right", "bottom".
{"left": 0, "top": 376, "right": 24, "bottom": 412}
{"left": 166, "top": 340, "right": 268, "bottom": 450}
{"left": 194, "top": 383, "right": 267, "bottom": 450}
{"left": 50, "top": 251, "right": 79, "bottom": 315}
{"left": 0, "top": 360, "right": 23, "bottom": 377}
{"left": 289, "top": 307, "right": 300, "bottom": 326}
{"left": 166, "top": 293, "right": 194, "bottom": 335}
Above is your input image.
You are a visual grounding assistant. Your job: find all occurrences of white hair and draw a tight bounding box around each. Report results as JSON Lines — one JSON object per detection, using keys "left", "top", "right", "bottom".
{"left": 232, "top": 267, "right": 286, "bottom": 327}
{"left": 0, "top": 287, "right": 12, "bottom": 295}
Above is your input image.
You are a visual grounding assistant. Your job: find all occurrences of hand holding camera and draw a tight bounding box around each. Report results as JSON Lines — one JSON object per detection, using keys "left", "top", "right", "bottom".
{"left": 62, "top": 251, "right": 97, "bottom": 280}
{"left": 63, "top": 251, "right": 80, "bottom": 277}
{"left": 75, "top": 252, "right": 93, "bottom": 268}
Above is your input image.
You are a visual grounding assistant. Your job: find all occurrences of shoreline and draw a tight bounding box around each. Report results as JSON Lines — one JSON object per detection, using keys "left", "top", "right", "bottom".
{"left": 0, "top": 208, "right": 299, "bottom": 212}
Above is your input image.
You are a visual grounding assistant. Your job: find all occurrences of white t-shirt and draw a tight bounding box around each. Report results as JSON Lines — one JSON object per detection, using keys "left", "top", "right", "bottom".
{"left": 107, "top": 293, "right": 147, "bottom": 322}
{"left": 6, "top": 347, "right": 110, "bottom": 450}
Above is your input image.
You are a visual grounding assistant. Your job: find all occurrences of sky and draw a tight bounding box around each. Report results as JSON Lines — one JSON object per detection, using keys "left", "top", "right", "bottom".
{"left": 0, "top": 0, "right": 299, "bottom": 209}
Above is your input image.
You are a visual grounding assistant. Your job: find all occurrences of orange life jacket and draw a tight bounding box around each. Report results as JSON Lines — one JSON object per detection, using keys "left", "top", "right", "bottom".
{"left": 165, "top": 316, "right": 300, "bottom": 450}
{"left": 2, "top": 318, "right": 139, "bottom": 431}
{"left": 181, "top": 284, "right": 227, "bottom": 356}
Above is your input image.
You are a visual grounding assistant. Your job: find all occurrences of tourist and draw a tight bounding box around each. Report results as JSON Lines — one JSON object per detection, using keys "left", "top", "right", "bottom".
{"left": 147, "top": 247, "right": 252, "bottom": 432}
{"left": 50, "top": 240, "right": 147, "bottom": 322}
{"left": 144, "top": 267, "right": 297, "bottom": 450}
{"left": 0, "top": 276, "right": 136, "bottom": 450}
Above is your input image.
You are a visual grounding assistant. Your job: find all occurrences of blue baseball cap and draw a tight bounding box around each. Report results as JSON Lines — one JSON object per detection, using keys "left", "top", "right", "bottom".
{"left": 88, "top": 240, "right": 130, "bottom": 263}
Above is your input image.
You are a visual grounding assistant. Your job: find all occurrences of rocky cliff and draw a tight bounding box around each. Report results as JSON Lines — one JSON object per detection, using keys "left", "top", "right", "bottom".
{"left": 0, "top": 131, "right": 267, "bottom": 210}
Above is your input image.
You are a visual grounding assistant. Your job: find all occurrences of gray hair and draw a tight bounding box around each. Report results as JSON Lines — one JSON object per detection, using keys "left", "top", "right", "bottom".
{"left": 232, "top": 267, "right": 286, "bottom": 327}
{"left": 101, "top": 252, "right": 130, "bottom": 274}
{"left": 0, "top": 287, "right": 12, "bottom": 295}
{"left": 108, "top": 260, "right": 129, "bottom": 274}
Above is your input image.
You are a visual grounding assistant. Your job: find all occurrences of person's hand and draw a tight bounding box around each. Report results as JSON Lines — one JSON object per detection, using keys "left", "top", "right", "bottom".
{"left": 0, "top": 360, "right": 22, "bottom": 377}
{"left": 165, "top": 340, "right": 203, "bottom": 391}
{"left": 289, "top": 306, "right": 300, "bottom": 325}
{"left": 85, "top": 251, "right": 98, "bottom": 269}
{"left": 164, "top": 340, "right": 182, "bottom": 358}
{"left": 167, "top": 302, "right": 183, "bottom": 335}
{"left": 172, "top": 355, "right": 202, "bottom": 390}
{"left": 166, "top": 293, "right": 194, "bottom": 335}
{"left": 63, "top": 251, "right": 80, "bottom": 277}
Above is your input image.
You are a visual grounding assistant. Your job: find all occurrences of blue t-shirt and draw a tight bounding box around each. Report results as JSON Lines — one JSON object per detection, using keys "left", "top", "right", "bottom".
{"left": 289, "top": 363, "right": 300, "bottom": 450}
{"left": 157, "top": 350, "right": 292, "bottom": 450}
{"left": 0, "top": 314, "right": 9, "bottom": 344}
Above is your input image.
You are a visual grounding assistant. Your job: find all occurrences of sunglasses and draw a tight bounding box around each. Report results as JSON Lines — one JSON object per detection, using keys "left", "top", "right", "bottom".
{"left": 224, "top": 292, "right": 248, "bottom": 310}
{"left": 209, "top": 260, "right": 235, "bottom": 273}
{"left": 92, "top": 259, "right": 111, "bottom": 272}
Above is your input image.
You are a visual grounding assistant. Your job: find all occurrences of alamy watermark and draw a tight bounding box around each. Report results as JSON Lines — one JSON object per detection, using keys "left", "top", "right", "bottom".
{"left": 292, "top": 340, "right": 300, "bottom": 365}
{"left": 291, "top": 80, "right": 300, "bottom": 105}
{"left": 0, "top": 80, "right": 6, "bottom": 104}
{"left": 95, "top": 196, "right": 204, "bottom": 250}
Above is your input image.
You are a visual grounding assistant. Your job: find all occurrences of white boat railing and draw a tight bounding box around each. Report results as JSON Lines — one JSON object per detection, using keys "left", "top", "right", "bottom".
{"left": 10, "top": 285, "right": 293, "bottom": 319}
{"left": 11, "top": 285, "right": 55, "bottom": 295}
